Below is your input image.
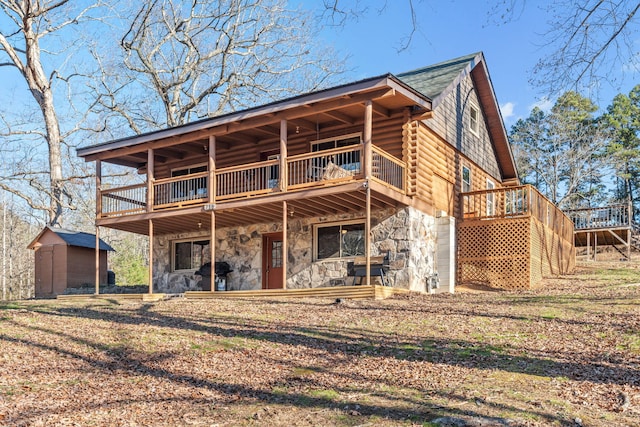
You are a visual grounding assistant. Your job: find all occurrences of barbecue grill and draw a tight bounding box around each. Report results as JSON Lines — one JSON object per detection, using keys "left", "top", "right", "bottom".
{"left": 195, "top": 261, "right": 233, "bottom": 291}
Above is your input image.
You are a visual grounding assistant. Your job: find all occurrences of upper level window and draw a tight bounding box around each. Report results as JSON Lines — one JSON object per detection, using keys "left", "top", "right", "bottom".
{"left": 315, "top": 221, "right": 365, "bottom": 260}
{"left": 469, "top": 105, "right": 480, "bottom": 135}
{"left": 173, "top": 239, "right": 209, "bottom": 271}
{"left": 311, "top": 133, "right": 361, "bottom": 152}
{"left": 462, "top": 166, "right": 472, "bottom": 193}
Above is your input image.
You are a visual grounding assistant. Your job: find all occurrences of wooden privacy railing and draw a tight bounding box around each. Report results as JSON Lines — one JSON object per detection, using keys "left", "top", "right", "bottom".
{"left": 98, "top": 144, "right": 407, "bottom": 217}
{"left": 563, "top": 204, "right": 632, "bottom": 230}
{"left": 372, "top": 146, "right": 405, "bottom": 192}
{"left": 216, "top": 159, "right": 279, "bottom": 200}
{"left": 287, "top": 145, "right": 362, "bottom": 188}
{"left": 101, "top": 183, "right": 146, "bottom": 216}
{"left": 461, "top": 184, "right": 574, "bottom": 243}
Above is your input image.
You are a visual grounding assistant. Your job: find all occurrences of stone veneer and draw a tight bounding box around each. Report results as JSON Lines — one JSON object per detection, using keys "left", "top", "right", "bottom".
{"left": 153, "top": 206, "right": 437, "bottom": 294}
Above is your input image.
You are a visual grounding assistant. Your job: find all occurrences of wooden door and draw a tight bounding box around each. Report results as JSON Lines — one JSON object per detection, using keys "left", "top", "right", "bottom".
{"left": 262, "top": 233, "right": 283, "bottom": 289}
{"left": 36, "top": 247, "right": 54, "bottom": 296}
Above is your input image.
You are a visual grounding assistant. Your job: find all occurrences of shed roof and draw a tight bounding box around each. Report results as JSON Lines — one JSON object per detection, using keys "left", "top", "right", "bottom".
{"left": 28, "top": 226, "right": 115, "bottom": 251}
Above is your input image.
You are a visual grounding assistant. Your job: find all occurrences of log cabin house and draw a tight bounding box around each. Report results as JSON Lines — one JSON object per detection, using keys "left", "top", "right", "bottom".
{"left": 76, "top": 52, "right": 575, "bottom": 297}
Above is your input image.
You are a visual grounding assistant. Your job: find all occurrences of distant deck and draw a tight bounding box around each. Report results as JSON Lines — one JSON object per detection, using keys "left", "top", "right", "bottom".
{"left": 563, "top": 204, "right": 638, "bottom": 260}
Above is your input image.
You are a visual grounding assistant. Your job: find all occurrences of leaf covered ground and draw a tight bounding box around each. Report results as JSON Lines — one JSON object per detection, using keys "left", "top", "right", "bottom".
{"left": 1, "top": 263, "right": 639, "bottom": 426}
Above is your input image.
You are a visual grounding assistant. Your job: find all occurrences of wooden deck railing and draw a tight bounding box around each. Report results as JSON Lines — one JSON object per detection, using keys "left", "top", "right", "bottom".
{"left": 217, "top": 159, "right": 279, "bottom": 200}
{"left": 101, "top": 183, "right": 147, "bottom": 216}
{"left": 154, "top": 171, "right": 209, "bottom": 207}
{"left": 372, "top": 146, "right": 405, "bottom": 192}
{"left": 98, "top": 144, "right": 406, "bottom": 217}
{"left": 461, "top": 184, "right": 574, "bottom": 243}
{"left": 563, "top": 204, "right": 632, "bottom": 230}
{"left": 287, "top": 145, "right": 362, "bottom": 188}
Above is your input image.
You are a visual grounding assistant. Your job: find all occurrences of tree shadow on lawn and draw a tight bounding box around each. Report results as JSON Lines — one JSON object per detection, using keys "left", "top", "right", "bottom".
{"left": 0, "top": 325, "right": 574, "bottom": 427}
{"left": 19, "top": 301, "right": 640, "bottom": 388}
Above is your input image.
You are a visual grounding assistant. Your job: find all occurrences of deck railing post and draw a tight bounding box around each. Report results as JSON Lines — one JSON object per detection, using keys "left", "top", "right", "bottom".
{"left": 148, "top": 219, "right": 154, "bottom": 295}
{"left": 280, "top": 120, "right": 288, "bottom": 191}
{"left": 209, "top": 136, "right": 216, "bottom": 204}
{"left": 147, "top": 149, "right": 154, "bottom": 212}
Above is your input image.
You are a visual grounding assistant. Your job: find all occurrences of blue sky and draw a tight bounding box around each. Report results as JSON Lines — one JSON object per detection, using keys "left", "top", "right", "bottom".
{"left": 304, "top": 1, "right": 639, "bottom": 129}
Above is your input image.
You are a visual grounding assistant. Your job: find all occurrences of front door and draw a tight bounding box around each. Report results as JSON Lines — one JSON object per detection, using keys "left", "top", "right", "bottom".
{"left": 262, "top": 233, "right": 283, "bottom": 289}
{"left": 36, "top": 247, "right": 54, "bottom": 296}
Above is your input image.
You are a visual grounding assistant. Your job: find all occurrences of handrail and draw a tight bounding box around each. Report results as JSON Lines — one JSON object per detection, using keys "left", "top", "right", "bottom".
{"left": 461, "top": 184, "right": 574, "bottom": 242}
{"left": 97, "top": 143, "right": 409, "bottom": 216}
{"left": 564, "top": 204, "right": 632, "bottom": 230}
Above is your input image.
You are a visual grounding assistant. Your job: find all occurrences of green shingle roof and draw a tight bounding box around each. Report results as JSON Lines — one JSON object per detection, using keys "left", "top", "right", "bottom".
{"left": 397, "top": 52, "right": 480, "bottom": 100}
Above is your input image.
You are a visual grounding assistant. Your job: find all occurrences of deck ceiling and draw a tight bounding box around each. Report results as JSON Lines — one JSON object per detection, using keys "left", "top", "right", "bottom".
{"left": 81, "top": 82, "right": 430, "bottom": 171}
{"left": 97, "top": 183, "right": 408, "bottom": 236}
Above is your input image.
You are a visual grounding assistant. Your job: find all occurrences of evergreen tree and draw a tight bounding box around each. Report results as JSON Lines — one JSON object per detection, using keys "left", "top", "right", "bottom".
{"left": 602, "top": 85, "right": 640, "bottom": 218}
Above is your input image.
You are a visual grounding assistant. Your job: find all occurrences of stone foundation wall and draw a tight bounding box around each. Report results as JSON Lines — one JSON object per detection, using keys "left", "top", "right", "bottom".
{"left": 153, "top": 206, "right": 437, "bottom": 293}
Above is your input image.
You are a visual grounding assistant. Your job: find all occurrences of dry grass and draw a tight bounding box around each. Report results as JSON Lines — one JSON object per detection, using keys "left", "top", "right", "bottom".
{"left": 0, "top": 262, "right": 639, "bottom": 426}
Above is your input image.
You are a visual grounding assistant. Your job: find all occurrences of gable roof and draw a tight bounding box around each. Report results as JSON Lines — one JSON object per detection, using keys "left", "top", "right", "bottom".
{"left": 400, "top": 52, "right": 517, "bottom": 181}
{"left": 397, "top": 52, "right": 481, "bottom": 101}
{"left": 28, "top": 226, "right": 115, "bottom": 251}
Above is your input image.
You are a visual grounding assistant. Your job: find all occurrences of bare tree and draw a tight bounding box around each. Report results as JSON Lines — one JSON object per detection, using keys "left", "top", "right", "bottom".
{"left": 0, "top": 0, "right": 102, "bottom": 226}
{"left": 492, "top": 1, "right": 640, "bottom": 95}
{"left": 93, "top": 0, "right": 346, "bottom": 132}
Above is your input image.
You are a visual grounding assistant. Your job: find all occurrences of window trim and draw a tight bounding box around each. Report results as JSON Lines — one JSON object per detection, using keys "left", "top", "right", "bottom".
{"left": 469, "top": 104, "right": 480, "bottom": 136}
{"left": 310, "top": 132, "right": 362, "bottom": 152}
{"left": 462, "top": 165, "right": 472, "bottom": 193}
{"left": 313, "top": 219, "right": 365, "bottom": 261}
{"left": 171, "top": 163, "right": 208, "bottom": 177}
{"left": 486, "top": 179, "right": 496, "bottom": 216}
{"left": 171, "top": 237, "right": 210, "bottom": 272}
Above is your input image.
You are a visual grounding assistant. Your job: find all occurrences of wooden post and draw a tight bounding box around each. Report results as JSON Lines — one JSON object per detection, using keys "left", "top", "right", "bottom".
{"left": 280, "top": 120, "right": 288, "bottom": 191}
{"left": 95, "top": 225, "right": 100, "bottom": 295}
{"left": 208, "top": 136, "right": 216, "bottom": 204}
{"left": 594, "top": 231, "right": 598, "bottom": 262}
{"left": 148, "top": 219, "right": 154, "bottom": 294}
{"left": 147, "top": 149, "right": 154, "bottom": 212}
{"left": 586, "top": 231, "right": 591, "bottom": 261}
{"left": 364, "top": 100, "right": 373, "bottom": 287}
{"left": 365, "top": 184, "right": 371, "bottom": 287}
{"left": 282, "top": 200, "right": 288, "bottom": 289}
{"left": 209, "top": 135, "right": 217, "bottom": 292}
{"left": 95, "top": 160, "right": 102, "bottom": 295}
{"left": 210, "top": 210, "right": 216, "bottom": 292}
{"left": 95, "top": 160, "right": 102, "bottom": 218}
{"left": 363, "top": 100, "right": 373, "bottom": 179}
{"left": 628, "top": 199, "right": 633, "bottom": 261}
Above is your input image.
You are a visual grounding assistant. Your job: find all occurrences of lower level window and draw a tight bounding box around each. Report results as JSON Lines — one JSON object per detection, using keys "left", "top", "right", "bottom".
{"left": 315, "top": 221, "right": 365, "bottom": 259}
{"left": 174, "top": 239, "right": 210, "bottom": 271}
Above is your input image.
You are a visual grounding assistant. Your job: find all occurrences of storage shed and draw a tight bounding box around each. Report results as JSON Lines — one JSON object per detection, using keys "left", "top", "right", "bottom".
{"left": 28, "top": 226, "right": 115, "bottom": 297}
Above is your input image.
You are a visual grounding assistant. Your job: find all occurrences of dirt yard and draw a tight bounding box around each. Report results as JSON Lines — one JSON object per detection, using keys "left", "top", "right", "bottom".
{"left": 1, "top": 263, "right": 639, "bottom": 426}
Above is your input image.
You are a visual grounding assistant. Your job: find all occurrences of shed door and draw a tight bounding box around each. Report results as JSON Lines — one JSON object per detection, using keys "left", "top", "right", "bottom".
{"left": 36, "top": 247, "right": 54, "bottom": 295}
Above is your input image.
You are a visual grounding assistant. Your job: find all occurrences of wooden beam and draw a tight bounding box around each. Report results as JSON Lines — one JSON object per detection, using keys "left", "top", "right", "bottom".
{"left": 95, "top": 224, "right": 100, "bottom": 295}
{"left": 290, "top": 117, "right": 317, "bottom": 131}
{"left": 365, "top": 184, "right": 371, "bottom": 287}
{"left": 323, "top": 110, "right": 355, "bottom": 124}
{"left": 282, "top": 200, "right": 288, "bottom": 290}
{"left": 211, "top": 210, "right": 216, "bottom": 292}
{"left": 208, "top": 136, "right": 216, "bottom": 204}
{"left": 363, "top": 100, "right": 373, "bottom": 179}
{"left": 371, "top": 101, "right": 390, "bottom": 118}
{"left": 147, "top": 149, "right": 154, "bottom": 213}
{"left": 96, "top": 160, "right": 102, "bottom": 219}
{"left": 280, "top": 119, "right": 288, "bottom": 192}
{"left": 148, "top": 219, "right": 154, "bottom": 294}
